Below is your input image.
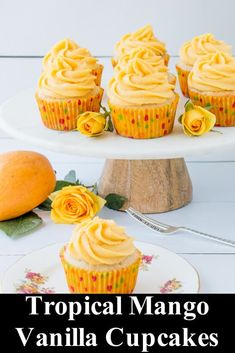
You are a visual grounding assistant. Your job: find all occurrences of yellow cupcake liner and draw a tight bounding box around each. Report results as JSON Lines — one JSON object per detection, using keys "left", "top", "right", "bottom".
{"left": 60, "top": 246, "right": 141, "bottom": 294}
{"left": 92, "top": 64, "right": 103, "bottom": 86}
{"left": 188, "top": 89, "right": 235, "bottom": 127}
{"left": 175, "top": 64, "right": 191, "bottom": 97}
{"left": 35, "top": 88, "right": 104, "bottom": 131}
{"left": 109, "top": 94, "right": 179, "bottom": 139}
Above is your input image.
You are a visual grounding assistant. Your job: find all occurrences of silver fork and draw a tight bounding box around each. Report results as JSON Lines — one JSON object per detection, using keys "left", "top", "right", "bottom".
{"left": 126, "top": 207, "right": 235, "bottom": 248}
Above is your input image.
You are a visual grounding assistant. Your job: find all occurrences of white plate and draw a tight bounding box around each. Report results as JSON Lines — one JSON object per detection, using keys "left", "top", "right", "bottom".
{"left": 0, "top": 88, "right": 234, "bottom": 159}
{"left": 1, "top": 241, "right": 199, "bottom": 293}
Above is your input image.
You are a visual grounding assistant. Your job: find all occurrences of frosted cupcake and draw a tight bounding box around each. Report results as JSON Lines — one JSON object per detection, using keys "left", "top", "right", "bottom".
{"left": 188, "top": 52, "right": 235, "bottom": 126}
{"left": 117, "top": 47, "right": 176, "bottom": 86}
{"left": 113, "top": 24, "right": 169, "bottom": 67}
{"left": 60, "top": 217, "right": 141, "bottom": 294}
{"left": 176, "top": 33, "right": 232, "bottom": 97}
{"left": 35, "top": 56, "right": 103, "bottom": 131}
{"left": 108, "top": 57, "right": 179, "bottom": 139}
{"left": 43, "top": 39, "right": 103, "bottom": 86}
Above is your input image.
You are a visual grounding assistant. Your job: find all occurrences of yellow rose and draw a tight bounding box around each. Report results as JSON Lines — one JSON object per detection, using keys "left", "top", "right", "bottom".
{"left": 49, "top": 185, "right": 106, "bottom": 224}
{"left": 181, "top": 102, "right": 216, "bottom": 136}
{"left": 77, "top": 112, "right": 106, "bottom": 137}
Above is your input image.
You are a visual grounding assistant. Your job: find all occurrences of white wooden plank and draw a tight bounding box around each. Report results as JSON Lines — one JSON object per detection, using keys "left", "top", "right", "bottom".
{"left": 0, "top": 0, "right": 234, "bottom": 56}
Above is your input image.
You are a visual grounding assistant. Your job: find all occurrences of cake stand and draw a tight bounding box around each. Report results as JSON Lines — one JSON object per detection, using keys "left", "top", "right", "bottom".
{"left": 1, "top": 88, "right": 235, "bottom": 213}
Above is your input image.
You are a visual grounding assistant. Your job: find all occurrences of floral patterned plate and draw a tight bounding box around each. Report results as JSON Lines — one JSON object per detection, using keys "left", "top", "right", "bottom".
{"left": 1, "top": 242, "right": 200, "bottom": 293}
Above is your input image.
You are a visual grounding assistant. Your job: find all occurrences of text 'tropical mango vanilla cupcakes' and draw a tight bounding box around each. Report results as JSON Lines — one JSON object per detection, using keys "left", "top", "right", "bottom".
{"left": 60, "top": 217, "right": 141, "bottom": 294}
{"left": 188, "top": 52, "right": 235, "bottom": 127}
{"left": 35, "top": 57, "right": 103, "bottom": 131}
{"left": 113, "top": 24, "right": 169, "bottom": 67}
{"left": 107, "top": 58, "right": 179, "bottom": 139}
{"left": 116, "top": 47, "right": 176, "bottom": 86}
{"left": 43, "top": 39, "right": 103, "bottom": 86}
{"left": 176, "top": 33, "right": 232, "bottom": 97}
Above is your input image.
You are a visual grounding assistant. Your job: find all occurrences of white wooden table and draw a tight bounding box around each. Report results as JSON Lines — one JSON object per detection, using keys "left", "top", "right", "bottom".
{"left": 0, "top": 56, "right": 235, "bottom": 292}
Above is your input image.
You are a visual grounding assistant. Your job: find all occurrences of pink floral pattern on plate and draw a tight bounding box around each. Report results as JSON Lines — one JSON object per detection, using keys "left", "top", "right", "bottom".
{"left": 14, "top": 258, "right": 182, "bottom": 294}
{"left": 15, "top": 269, "right": 55, "bottom": 294}
{"left": 140, "top": 254, "right": 159, "bottom": 271}
{"left": 160, "top": 278, "right": 182, "bottom": 293}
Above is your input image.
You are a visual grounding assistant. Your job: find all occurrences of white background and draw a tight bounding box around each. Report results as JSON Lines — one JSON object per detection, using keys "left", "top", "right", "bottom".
{"left": 0, "top": 0, "right": 235, "bottom": 292}
{"left": 0, "top": 0, "right": 234, "bottom": 56}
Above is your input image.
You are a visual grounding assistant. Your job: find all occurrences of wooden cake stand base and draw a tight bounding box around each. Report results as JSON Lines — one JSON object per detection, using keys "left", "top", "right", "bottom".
{"left": 98, "top": 158, "right": 193, "bottom": 213}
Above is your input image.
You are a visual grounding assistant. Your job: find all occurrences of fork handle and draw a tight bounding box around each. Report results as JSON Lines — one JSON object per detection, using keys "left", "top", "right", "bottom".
{"left": 181, "top": 227, "right": 235, "bottom": 248}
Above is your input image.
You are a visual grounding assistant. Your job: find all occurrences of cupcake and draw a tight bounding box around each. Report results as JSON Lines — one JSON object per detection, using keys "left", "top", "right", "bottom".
{"left": 35, "top": 56, "right": 103, "bottom": 131}
{"left": 113, "top": 24, "right": 169, "bottom": 67}
{"left": 60, "top": 217, "right": 141, "bottom": 294}
{"left": 188, "top": 52, "right": 235, "bottom": 127}
{"left": 176, "top": 33, "right": 232, "bottom": 97}
{"left": 107, "top": 57, "right": 179, "bottom": 139}
{"left": 43, "top": 39, "right": 103, "bottom": 86}
{"left": 116, "top": 47, "right": 176, "bottom": 86}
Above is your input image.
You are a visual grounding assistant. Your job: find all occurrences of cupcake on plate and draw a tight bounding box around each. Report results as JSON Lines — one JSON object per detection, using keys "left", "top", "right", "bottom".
{"left": 43, "top": 39, "right": 103, "bottom": 86}
{"left": 176, "top": 33, "right": 232, "bottom": 97}
{"left": 188, "top": 52, "right": 235, "bottom": 126}
{"left": 60, "top": 217, "right": 141, "bottom": 294}
{"left": 108, "top": 57, "right": 179, "bottom": 139}
{"left": 117, "top": 47, "right": 176, "bottom": 86}
{"left": 35, "top": 56, "right": 103, "bottom": 131}
{"left": 113, "top": 24, "right": 169, "bottom": 67}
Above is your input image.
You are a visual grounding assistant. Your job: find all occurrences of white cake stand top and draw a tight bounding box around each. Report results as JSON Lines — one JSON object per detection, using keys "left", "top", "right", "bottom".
{"left": 0, "top": 88, "right": 235, "bottom": 160}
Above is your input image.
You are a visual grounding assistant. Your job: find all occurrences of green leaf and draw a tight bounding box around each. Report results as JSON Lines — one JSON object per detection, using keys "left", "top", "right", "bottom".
{"left": 185, "top": 101, "right": 194, "bottom": 112}
{"left": 0, "top": 212, "right": 42, "bottom": 237}
{"left": 37, "top": 198, "right": 52, "bottom": 211}
{"left": 64, "top": 170, "right": 77, "bottom": 183}
{"left": 105, "top": 193, "right": 127, "bottom": 210}
{"left": 107, "top": 116, "right": 114, "bottom": 132}
{"left": 204, "top": 103, "right": 213, "bottom": 111}
{"left": 55, "top": 180, "right": 76, "bottom": 191}
{"left": 178, "top": 114, "right": 183, "bottom": 124}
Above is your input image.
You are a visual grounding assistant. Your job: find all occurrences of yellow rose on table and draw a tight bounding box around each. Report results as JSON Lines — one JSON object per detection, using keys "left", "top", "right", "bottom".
{"left": 49, "top": 185, "right": 106, "bottom": 224}
{"left": 180, "top": 102, "right": 216, "bottom": 136}
{"left": 77, "top": 112, "right": 106, "bottom": 137}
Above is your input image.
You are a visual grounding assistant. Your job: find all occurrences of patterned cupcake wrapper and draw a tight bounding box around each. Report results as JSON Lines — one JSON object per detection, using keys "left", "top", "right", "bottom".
{"left": 60, "top": 247, "right": 141, "bottom": 294}
{"left": 188, "top": 89, "right": 235, "bottom": 127}
{"left": 109, "top": 94, "right": 179, "bottom": 139}
{"left": 35, "top": 88, "right": 104, "bottom": 131}
{"left": 175, "top": 64, "right": 191, "bottom": 97}
{"left": 92, "top": 64, "right": 103, "bottom": 86}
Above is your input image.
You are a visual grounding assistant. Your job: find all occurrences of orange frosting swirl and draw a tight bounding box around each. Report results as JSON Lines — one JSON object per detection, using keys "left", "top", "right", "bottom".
{"left": 38, "top": 55, "right": 96, "bottom": 98}
{"left": 115, "top": 24, "right": 166, "bottom": 59}
{"left": 188, "top": 52, "right": 235, "bottom": 92}
{"left": 43, "top": 38, "right": 98, "bottom": 71}
{"left": 117, "top": 47, "right": 167, "bottom": 73}
{"left": 180, "top": 33, "right": 232, "bottom": 67}
{"left": 68, "top": 217, "right": 136, "bottom": 265}
{"left": 108, "top": 57, "right": 174, "bottom": 105}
